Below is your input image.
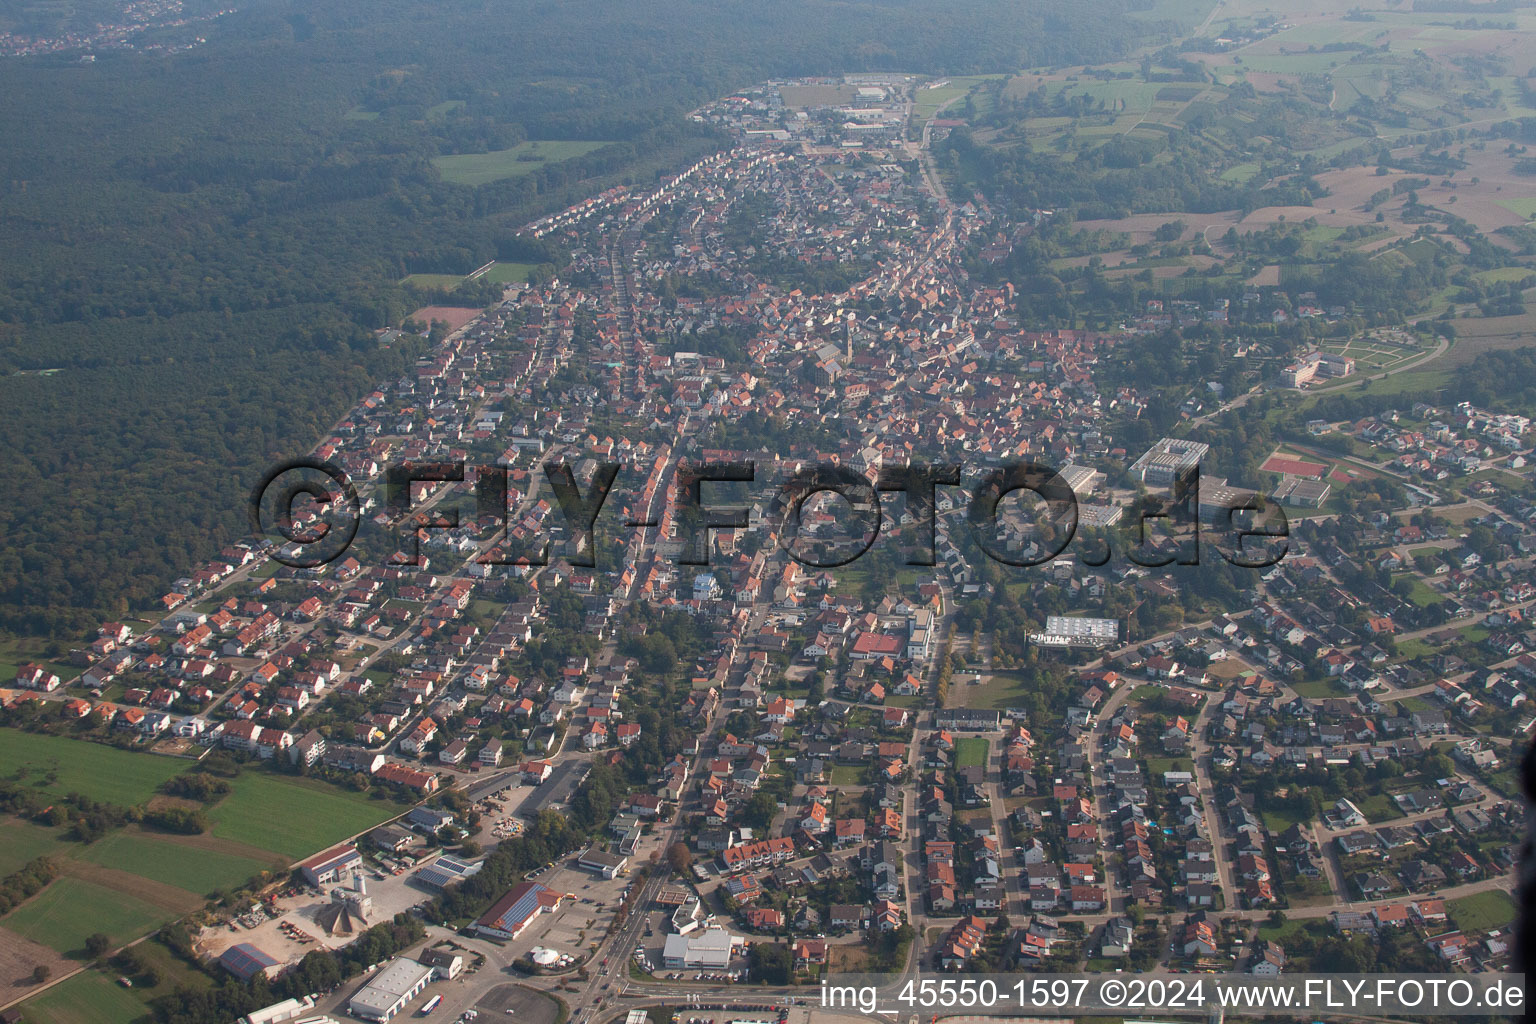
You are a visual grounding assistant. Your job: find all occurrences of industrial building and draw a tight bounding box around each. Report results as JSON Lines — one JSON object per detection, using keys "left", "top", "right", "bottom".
{"left": 576, "top": 846, "right": 629, "bottom": 879}
{"left": 347, "top": 958, "right": 434, "bottom": 1022}
{"left": 219, "top": 942, "right": 280, "bottom": 982}
{"left": 1031, "top": 615, "right": 1120, "bottom": 649}
{"left": 315, "top": 878, "right": 371, "bottom": 937}
{"left": 237, "top": 997, "right": 335, "bottom": 1024}
{"left": 413, "top": 853, "right": 483, "bottom": 890}
{"left": 298, "top": 843, "right": 361, "bottom": 886}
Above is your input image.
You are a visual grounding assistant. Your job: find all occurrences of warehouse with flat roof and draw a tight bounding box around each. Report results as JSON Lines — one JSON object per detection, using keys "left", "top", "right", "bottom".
{"left": 347, "top": 958, "right": 434, "bottom": 1022}
{"left": 1031, "top": 615, "right": 1120, "bottom": 649}
{"left": 662, "top": 926, "right": 741, "bottom": 968}
{"left": 577, "top": 846, "right": 629, "bottom": 879}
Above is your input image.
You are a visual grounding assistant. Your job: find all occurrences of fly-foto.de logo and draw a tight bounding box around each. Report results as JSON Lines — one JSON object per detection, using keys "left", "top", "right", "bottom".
{"left": 251, "top": 457, "right": 1287, "bottom": 570}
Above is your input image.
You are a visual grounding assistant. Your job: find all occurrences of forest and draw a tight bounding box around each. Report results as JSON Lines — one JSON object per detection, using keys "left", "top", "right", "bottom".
{"left": 0, "top": 0, "right": 1186, "bottom": 634}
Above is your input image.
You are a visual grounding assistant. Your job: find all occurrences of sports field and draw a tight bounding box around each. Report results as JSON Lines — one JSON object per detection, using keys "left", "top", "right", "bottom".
{"left": 479, "top": 261, "right": 540, "bottom": 285}
{"left": 433, "top": 140, "right": 614, "bottom": 186}
{"left": 401, "top": 273, "right": 467, "bottom": 289}
{"left": 1260, "top": 454, "right": 1328, "bottom": 478}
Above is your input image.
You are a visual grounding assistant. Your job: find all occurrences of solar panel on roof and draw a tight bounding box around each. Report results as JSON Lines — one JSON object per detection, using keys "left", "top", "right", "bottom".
{"left": 220, "top": 942, "right": 278, "bottom": 979}
{"left": 494, "top": 886, "right": 544, "bottom": 929}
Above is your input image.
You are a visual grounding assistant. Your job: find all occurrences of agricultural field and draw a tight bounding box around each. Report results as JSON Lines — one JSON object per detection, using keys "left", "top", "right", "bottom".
{"left": 913, "top": 75, "right": 1003, "bottom": 122}
{"left": 18, "top": 968, "right": 155, "bottom": 1024}
{"left": 0, "top": 817, "right": 72, "bottom": 876}
{"left": 17, "top": 935, "right": 216, "bottom": 1024}
{"left": 0, "top": 730, "right": 185, "bottom": 807}
{"left": 0, "top": 877, "right": 173, "bottom": 957}
{"left": 208, "top": 773, "right": 406, "bottom": 858}
{"left": 432, "top": 140, "right": 615, "bottom": 186}
{"left": 75, "top": 832, "right": 280, "bottom": 897}
{"left": 1436, "top": 309, "right": 1536, "bottom": 368}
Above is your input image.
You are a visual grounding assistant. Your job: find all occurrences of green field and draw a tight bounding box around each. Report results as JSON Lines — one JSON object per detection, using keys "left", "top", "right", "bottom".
{"left": 401, "top": 273, "right": 467, "bottom": 289}
{"left": 0, "top": 730, "right": 184, "bottom": 808}
{"left": 1473, "top": 266, "right": 1536, "bottom": 285}
{"left": 77, "top": 832, "right": 279, "bottom": 897}
{"left": 0, "top": 636, "right": 79, "bottom": 688}
{"left": 913, "top": 75, "right": 1003, "bottom": 122}
{"left": 0, "top": 817, "right": 72, "bottom": 875}
{"left": 1397, "top": 576, "right": 1441, "bottom": 608}
{"left": 16, "top": 969, "right": 153, "bottom": 1024}
{"left": 1447, "top": 889, "right": 1516, "bottom": 932}
{"left": 1030, "top": 77, "right": 1164, "bottom": 110}
{"left": 432, "top": 140, "right": 614, "bottom": 186}
{"left": 954, "top": 737, "right": 989, "bottom": 769}
{"left": 828, "top": 765, "right": 864, "bottom": 786}
{"left": 1143, "top": 756, "right": 1188, "bottom": 778}
{"left": 1355, "top": 792, "right": 1403, "bottom": 823}
{"left": 1, "top": 877, "right": 172, "bottom": 956}
{"left": 950, "top": 671, "right": 1025, "bottom": 709}
{"left": 479, "top": 261, "right": 540, "bottom": 285}
{"left": 1493, "top": 197, "right": 1536, "bottom": 219}
{"left": 1260, "top": 807, "right": 1310, "bottom": 834}
{"left": 1220, "top": 162, "right": 1260, "bottom": 183}
{"left": 20, "top": 937, "right": 212, "bottom": 1024}
{"left": 209, "top": 773, "right": 405, "bottom": 858}
{"left": 1291, "top": 678, "right": 1348, "bottom": 699}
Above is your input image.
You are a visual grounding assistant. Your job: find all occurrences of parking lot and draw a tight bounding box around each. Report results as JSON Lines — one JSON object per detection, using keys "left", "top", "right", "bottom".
{"left": 493, "top": 859, "right": 631, "bottom": 964}
{"left": 475, "top": 984, "right": 560, "bottom": 1024}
